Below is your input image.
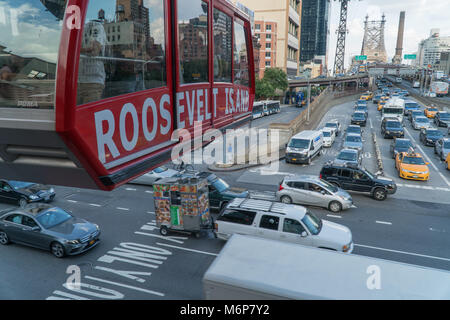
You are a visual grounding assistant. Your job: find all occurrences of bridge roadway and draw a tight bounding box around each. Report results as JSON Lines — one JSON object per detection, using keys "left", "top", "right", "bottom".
{"left": 288, "top": 73, "right": 369, "bottom": 88}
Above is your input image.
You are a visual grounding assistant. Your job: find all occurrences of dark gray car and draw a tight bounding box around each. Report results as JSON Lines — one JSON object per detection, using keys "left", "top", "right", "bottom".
{"left": 0, "top": 204, "right": 100, "bottom": 258}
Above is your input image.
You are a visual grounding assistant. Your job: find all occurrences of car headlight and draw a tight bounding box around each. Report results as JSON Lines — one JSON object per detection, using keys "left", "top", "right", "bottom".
{"left": 342, "top": 243, "right": 352, "bottom": 252}
{"left": 94, "top": 224, "right": 100, "bottom": 230}
{"left": 29, "top": 195, "right": 39, "bottom": 200}
{"left": 66, "top": 240, "right": 79, "bottom": 245}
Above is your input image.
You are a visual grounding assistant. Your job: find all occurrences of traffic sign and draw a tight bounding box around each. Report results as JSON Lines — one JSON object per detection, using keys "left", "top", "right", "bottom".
{"left": 404, "top": 54, "right": 417, "bottom": 60}
{"left": 355, "top": 55, "right": 367, "bottom": 61}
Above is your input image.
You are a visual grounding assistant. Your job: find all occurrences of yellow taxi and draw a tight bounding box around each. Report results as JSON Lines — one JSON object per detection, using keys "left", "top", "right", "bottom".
{"left": 446, "top": 152, "right": 450, "bottom": 171}
{"left": 378, "top": 101, "right": 386, "bottom": 111}
{"left": 360, "top": 94, "right": 370, "bottom": 101}
{"left": 424, "top": 106, "right": 439, "bottom": 118}
{"left": 395, "top": 150, "right": 430, "bottom": 181}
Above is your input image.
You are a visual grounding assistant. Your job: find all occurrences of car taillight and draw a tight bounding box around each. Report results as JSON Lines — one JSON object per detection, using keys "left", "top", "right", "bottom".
{"left": 319, "top": 174, "right": 322, "bottom": 179}
{"left": 214, "top": 223, "right": 218, "bottom": 231}
{"left": 279, "top": 184, "right": 284, "bottom": 191}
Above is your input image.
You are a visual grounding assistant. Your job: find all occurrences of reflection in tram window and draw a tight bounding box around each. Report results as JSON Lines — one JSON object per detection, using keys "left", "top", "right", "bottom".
{"left": 178, "top": 0, "right": 209, "bottom": 84}
{"left": 0, "top": 0, "right": 65, "bottom": 109}
{"left": 234, "top": 20, "right": 249, "bottom": 87}
{"left": 77, "top": 0, "right": 167, "bottom": 105}
{"left": 213, "top": 8, "right": 232, "bottom": 83}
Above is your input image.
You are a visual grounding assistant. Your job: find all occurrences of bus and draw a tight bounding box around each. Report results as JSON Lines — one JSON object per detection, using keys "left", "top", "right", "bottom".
{"left": 0, "top": 0, "right": 255, "bottom": 190}
{"left": 252, "top": 101, "right": 265, "bottom": 119}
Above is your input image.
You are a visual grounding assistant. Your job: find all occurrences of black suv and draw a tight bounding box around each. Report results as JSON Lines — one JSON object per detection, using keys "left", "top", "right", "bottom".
{"left": 419, "top": 128, "right": 444, "bottom": 146}
{"left": 319, "top": 163, "right": 397, "bottom": 201}
{"left": 381, "top": 119, "right": 404, "bottom": 139}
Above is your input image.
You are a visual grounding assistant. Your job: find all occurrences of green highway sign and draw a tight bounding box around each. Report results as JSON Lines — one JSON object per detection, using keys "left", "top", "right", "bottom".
{"left": 404, "top": 54, "right": 417, "bottom": 60}
{"left": 355, "top": 55, "right": 367, "bottom": 61}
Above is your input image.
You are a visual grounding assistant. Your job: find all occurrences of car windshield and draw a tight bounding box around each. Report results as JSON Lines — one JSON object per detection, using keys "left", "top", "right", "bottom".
{"left": 36, "top": 208, "right": 72, "bottom": 229}
{"left": 212, "top": 178, "right": 230, "bottom": 193}
{"left": 301, "top": 212, "right": 322, "bottom": 235}
{"left": 153, "top": 166, "right": 168, "bottom": 173}
{"left": 439, "top": 113, "right": 450, "bottom": 119}
{"left": 362, "top": 169, "right": 374, "bottom": 179}
{"left": 403, "top": 156, "right": 426, "bottom": 165}
{"left": 396, "top": 140, "right": 412, "bottom": 148}
{"left": 288, "top": 139, "right": 310, "bottom": 149}
{"left": 428, "top": 108, "right": 438, "bottom": 112}
{"left": 348, "top": 127, "right": 361, "bottom": 134}
{"left": 346, "top": 135, "right": 362, "bottom": 143}
{"left": 427, "top": 130, "right": 443, "bottom": 137}
{"left": 405, "top": 103, "right": 418, "bottom": 109}
{"left": 317, "top": 179, "right": 338, "bottom": 193}
{"left": 338, "top": 151, "right": 357, "bottom": 161}
{"left": 325, "top": 123, "right": 337, "bottom": 128}
{"left": 386, "top": 121, "right": 402, "bottom": 128}
{"left": 323, "top": 131, "right": 331, "bottom": 137}
{"left": 412, "top": 111, "right": 423, "bottom": 116}
{"left": 8, "top": 181, "right": 35, "bottom": 190}
{"left": 416, "top": 117, "right": 428, "bottom": 123}
{"left": 353, "top": 113, "right": 365, "bottom": 119}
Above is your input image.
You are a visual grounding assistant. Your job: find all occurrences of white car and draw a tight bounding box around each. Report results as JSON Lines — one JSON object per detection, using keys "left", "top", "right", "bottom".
{"left": 214, "top": 198, "right": 354, "bottom": 253}
{"left": 129, "top": 165, "right": 179, "bottom": 185}
{"left": 412, "top": 116, "right": 432, "bottom": 130}
{"left": 321, "top": 128, "right": 336, "bottom": 147}
{"left": 413, "top": 81, "right": 420, "bottom": 88}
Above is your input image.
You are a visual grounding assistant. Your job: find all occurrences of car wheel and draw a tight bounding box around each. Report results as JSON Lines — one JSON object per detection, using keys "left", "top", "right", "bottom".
{"left": 373, "top": 188, "right": 387, "bottom": 201}
{"left": 18, "top": 198, "right": 27, "bottom": 208}
{"left": 0, "top": 231, "right": 10, "bottom": 245}
{"left": 160, "top": 226, "right": 169, "bottom": 236}
{"left": 328, "top": 201, "right": 342, "bottom": 213}
{"left": 51, "top": 242, "right": 65, "bottom": 258}
{"left": 280, "top": 196, "right": 293, "bottom": 204}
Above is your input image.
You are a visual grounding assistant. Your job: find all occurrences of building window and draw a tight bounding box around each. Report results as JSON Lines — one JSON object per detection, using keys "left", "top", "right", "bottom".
{"left": 213, "top": 8, "right": 232, "bottom": 83}
{"left": 266, "top": 24, "right": 272, "bottom": 31}
{"left": 266, "top": 43, "right": 271, "bottom": 49}
{"left": 255, "top": 24, "right": 261, "bottom": 31}
{"left": 265, "top": 61, "right": 271, "bottom": 67}
{"left": 265, "top": 52, "right": 271, "bottom": 58}
{"left": 266, "top": 34, "right": 271, "bottom": 40}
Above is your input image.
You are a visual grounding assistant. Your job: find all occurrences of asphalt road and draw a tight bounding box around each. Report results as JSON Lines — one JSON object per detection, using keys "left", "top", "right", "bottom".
{"left": 0, "top": 93, "right": 449, "bottom": 300}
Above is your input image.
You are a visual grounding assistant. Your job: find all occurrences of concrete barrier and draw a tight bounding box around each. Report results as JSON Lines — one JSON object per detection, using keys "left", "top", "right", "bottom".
{"left": 372, "top": 132, "right": 384, "bottom": 175}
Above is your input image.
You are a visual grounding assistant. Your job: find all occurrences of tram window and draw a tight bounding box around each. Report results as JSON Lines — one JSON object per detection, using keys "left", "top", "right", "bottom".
{"left": 233, "top": 20, "right": 249, "bottom": 87}
{"left": 178, "top": 0, "right": 209, "bottom": 84}
{"left": 77, "top": 0, "right": 166, "bottom": 106}
{"left": 0, "top": 0, "right": 65, "bottom": 110}
{"left": 213, "top": 8, "right": 232, "bottom": 83}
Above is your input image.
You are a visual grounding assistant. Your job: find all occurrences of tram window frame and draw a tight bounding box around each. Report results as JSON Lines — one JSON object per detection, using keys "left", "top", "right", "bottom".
{"left": 76, "top": 0, "right": 168, "bottom": 106}
{"left": 177, "top": 0, "right": 210, "bottom": 85}
{"left": 213, "top": 8, "right": 233, "bottom": 83}
{"left": 233, "top": 18, "right": 250, "bottom": 87}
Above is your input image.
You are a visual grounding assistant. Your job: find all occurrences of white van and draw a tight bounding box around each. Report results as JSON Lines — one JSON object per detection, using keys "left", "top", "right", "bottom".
{"left": 285, "top": 130, "right": 324, "bottom": 164}
{"left": 214, "top": 198, "right": 353, "bottom": 253}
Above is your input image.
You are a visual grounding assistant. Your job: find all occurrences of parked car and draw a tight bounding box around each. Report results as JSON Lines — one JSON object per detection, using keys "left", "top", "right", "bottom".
{"left": 324, "top": 120, "right": 341, "bottom": 136}
{"left": 381, "top": 119, "right": 404, "bottom": 139}
{"left": 319, "top": 163, "right": 397, "bottom": 201}
{"left": 277, "top": 175, "right": 353, "bottom": 213}
{"left": 351, "top": 112, "right": 367, "bottom": 127}
{"left": 0, "top": 180, "right": 55, "bottom": 208}
{"left": 129, "top": 165, "right": 179, "bottom": 185}
{"left": 0, "top": 203, "right": 100, "bottom": 258}
{"left": 334, "top": 148, "right": 362, "bottom": 166}
{"left": 346, "top": 125, "right": 362, "bottom": 136}
{"left": 434, "top": 112, "right": 450, "bottom": 127}
{"left": 412, "top": 116, "right": 431, "bottom": 130}
{"left": 434, "top": 138, "right": 450, "bottom": 161}
{"left": 321, "top": 128, "right": 336, "bottom": 147}
{"left": 214, "top": 198, "right": 353, "bottom": 253}
{"left": 343, "top": 133, "right": 363, "bottom": 151}
{"left": 285, "top": 130, "right": 324, "bottom": 164}
{"left": 420, "top": 128, "right": 444, "bottom": 146}
{"left": 390, "top": 138, "right": 414, "bottom": 159}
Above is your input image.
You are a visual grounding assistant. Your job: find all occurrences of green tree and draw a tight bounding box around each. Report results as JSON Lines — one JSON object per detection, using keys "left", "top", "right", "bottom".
{"left": 262, "top": 68, "right": 288, "bottom": 92}
{"left": 255, "top": 78, "right": 275, "bottom": 100}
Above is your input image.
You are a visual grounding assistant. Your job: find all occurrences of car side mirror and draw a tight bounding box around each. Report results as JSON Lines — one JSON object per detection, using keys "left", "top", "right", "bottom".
{"left": 301, "top": 231, "right": 308, "bottom": 237}
{"left": 32, "top": 226, "right": 40, "bottom": 232}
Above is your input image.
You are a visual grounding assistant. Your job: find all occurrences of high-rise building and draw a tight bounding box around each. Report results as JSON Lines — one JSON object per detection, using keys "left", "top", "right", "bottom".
{"left": 254, "top": 20, "right": 278, "bottom": 79}
{"left": 299, "top": 0, "right": 330, "bottom": 67}
{"left": 232, "top": 0, "right": 302, "bottom": 77}
{"left": 416, "top": 29, "right": 450, "bottom": 68}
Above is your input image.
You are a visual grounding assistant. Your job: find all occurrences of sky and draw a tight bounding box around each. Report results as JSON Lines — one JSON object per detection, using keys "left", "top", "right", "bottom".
{"left": 327, "top": 0, "right": 450, "bottom": 71}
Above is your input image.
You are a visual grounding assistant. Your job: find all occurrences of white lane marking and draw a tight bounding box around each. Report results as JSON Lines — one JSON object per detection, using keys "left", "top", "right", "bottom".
{"left": 89, "top": 203, "right": 101, "bottom": 207}
{"left": 156, "top": 243, "right": 219, "bottom": 256}
{"left": 404, "top": 127, "right": 450, "bottom": 187}
{"left": 147, "top": 211, "right": 155, "bottom": 214}
{"left": 145, "top": 191, "right": 153, "bottom": 194}
{"left": 84, "top": 276, "right": 164, "bottom": 297}
{"left": 67, "top": 200, "right": 78, "bottom": 203}
{"left": 125, "top": 188, "right": 137, "bottom": 191}
{"left": 354, "top": 243, "right": 450, "bottom": 262}
{"left": 375, "top": 220, "right": 392, "bottom": 225}
{"left": 116, "top": 207, "right": 130, "bottom": 211}
{"left": 326, "top": 214, "right": 342, "bottom": 219}
{"left": 369, "top": 118, "right": 373, "bottom": 129}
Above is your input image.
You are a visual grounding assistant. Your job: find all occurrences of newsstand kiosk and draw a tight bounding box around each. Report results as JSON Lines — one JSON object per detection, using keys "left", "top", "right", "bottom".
{"left": 153, "top": 176, "right": 212, "bottom": 237}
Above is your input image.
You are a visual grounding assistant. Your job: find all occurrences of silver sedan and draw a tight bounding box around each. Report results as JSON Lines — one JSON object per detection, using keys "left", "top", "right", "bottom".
{"left": 129, "top": 166, "right": 179, "bottom": 185}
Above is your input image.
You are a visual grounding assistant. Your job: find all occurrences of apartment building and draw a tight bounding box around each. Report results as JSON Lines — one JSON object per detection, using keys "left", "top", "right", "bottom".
{"left": 254, "top": 21, "right": 277, "bottom": 78}
{"left": 234, "top": 0, "right": 302, "bottom": 77}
